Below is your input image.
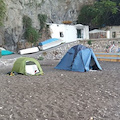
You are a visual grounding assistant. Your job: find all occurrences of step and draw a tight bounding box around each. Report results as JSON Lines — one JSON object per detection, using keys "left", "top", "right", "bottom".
{"left": 95, "top": 53, "right": 120, "bottom": 62}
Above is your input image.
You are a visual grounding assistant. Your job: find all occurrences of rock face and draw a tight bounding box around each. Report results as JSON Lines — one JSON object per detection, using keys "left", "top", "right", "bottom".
{"left": 1, "top": 0, "right": 95, "bottom": 51}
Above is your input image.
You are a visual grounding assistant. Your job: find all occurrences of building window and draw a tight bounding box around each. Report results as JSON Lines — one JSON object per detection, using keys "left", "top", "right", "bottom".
{"left": 77, "top": 29, "right": 82, "bottom": 38}
{"left": 60, "top": 32, "right": 64, "bottom": 37}
{"left": 112, "top": 32, "right": 116, "bottom": 38}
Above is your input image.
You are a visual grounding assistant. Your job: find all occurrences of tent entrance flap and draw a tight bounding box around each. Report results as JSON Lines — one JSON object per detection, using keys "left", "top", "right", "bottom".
{"left": 90, "top": 56, "right": 101, "bottom": 70}
{"left": 25, "top": 61, "right": 39, "bottom": 75}
{"left": 89, "top": 57, "right": 95, "bottom": 69}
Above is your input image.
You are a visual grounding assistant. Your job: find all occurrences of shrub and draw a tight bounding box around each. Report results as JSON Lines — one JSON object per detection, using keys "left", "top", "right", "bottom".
{"left": 38, "top": 56, "right": 44, "bottom": 60}
{"left": 42, "top": 52, "right": 47, "bottom": 56}
{"left": 25, "top": 27, "right": 39, "bottom": 44}
{"left": 88, "top": 40, "right": 92, "bottom": 45}
{"left": 23, "top": 15, "right": 32, "bottom": 29}
{"left": 38, "top": 14, "right": 47, "bottom": 30}
{"left": 23, "top": 15, "right": 39, "bottom": 44}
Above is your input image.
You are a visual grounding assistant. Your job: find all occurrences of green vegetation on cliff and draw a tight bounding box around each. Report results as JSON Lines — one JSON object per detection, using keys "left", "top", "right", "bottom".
{"left": 0, "top": 0, "right": 6, "bottom": 26}
{"left": 23, "top": 16, "right": 39, "bottom": 45}
{"left": 78, "top": 0, "right": 120, "bottom": 29}
{"left": 38, "top": 14, "right": 47, "bottom": 30}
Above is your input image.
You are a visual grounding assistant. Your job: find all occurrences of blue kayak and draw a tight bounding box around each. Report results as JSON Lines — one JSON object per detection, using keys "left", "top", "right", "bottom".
{"left": 1, "top": 50, "right": 14, "bottom": 56}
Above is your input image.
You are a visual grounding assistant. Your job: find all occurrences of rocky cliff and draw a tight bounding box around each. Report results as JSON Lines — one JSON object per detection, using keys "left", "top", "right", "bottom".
{"left": 0, "top": 0, "right": 95, "bottom": 52}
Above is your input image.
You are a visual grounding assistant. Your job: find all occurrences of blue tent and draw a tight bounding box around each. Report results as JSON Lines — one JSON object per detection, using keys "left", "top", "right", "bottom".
{"left": 55, "top": 45, "right": 102, "bottom": 72}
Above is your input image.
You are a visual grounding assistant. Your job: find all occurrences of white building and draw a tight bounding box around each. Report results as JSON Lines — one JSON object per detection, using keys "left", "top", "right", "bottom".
{"left": 47, "top": 23, "right": 89, "bottom": 43}
{"left": 102, "top": 26, "right": 120, "bottom": 39}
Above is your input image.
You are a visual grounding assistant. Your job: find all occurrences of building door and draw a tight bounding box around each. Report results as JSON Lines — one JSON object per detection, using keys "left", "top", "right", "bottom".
{"left": 77, "top": 29, "right": 82, "bottom": 38}
{"left": 112, "top": 32, "right": 116, "bottom": 38}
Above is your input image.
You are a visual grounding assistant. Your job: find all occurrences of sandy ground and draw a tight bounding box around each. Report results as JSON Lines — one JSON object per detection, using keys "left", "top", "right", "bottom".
{"left": 0, "top": 60, "right": 120, "bottom": 120}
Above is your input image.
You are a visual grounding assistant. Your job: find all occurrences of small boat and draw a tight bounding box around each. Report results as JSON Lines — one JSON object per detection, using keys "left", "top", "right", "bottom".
{"left": 38, "top": 38, "right": 63, "bottom": 50}
{"left": 1, "top": 50, "right": 14, "bottom": 56}
{"left": 18, "top": 47, "right": 39, "bottom": 55}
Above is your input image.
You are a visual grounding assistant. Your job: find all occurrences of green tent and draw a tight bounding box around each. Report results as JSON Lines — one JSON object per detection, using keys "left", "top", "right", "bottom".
{"left": 12, "top": 57, "right": 43, "bottom": 75}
